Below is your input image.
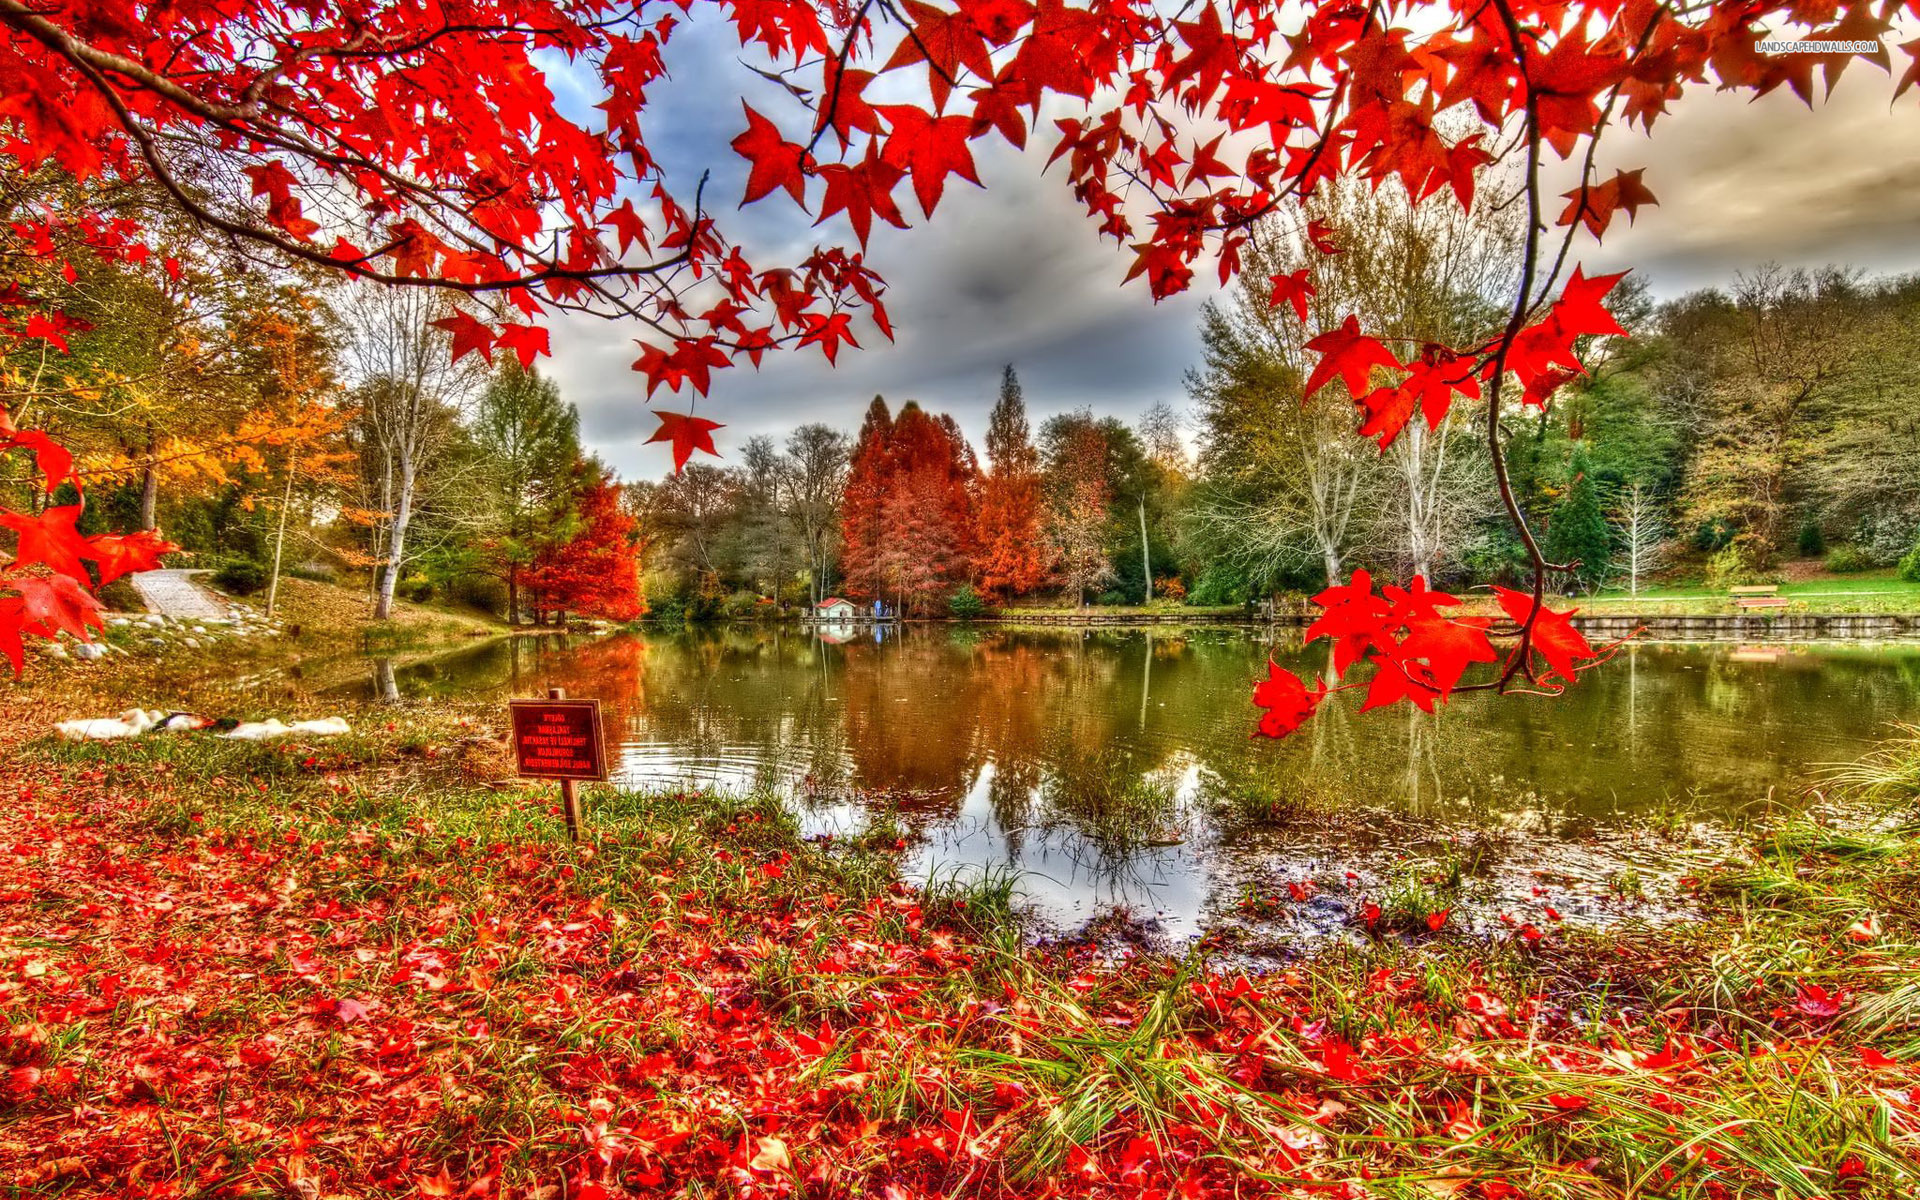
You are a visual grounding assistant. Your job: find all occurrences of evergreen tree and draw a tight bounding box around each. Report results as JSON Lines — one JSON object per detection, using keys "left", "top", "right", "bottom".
{"left": 471, "top": 362, "right": 582, "bottom": 623}
{"left": 1545, "top": 448, "right": 1613, "bottom": 592}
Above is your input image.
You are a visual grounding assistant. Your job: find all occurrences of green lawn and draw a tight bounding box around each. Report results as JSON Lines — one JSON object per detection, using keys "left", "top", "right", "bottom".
{"left": 1565, "top": 569, "right": 1920, "bottom": 615}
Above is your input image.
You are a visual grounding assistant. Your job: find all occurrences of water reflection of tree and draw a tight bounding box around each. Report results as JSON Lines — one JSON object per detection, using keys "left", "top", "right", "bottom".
{"left": 366, "top": 627, "right": 1920, "bottom": 835}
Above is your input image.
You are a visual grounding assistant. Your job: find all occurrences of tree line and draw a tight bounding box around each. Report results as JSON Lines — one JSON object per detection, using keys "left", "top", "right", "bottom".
{"left": 10, "top": 167, "right": 1917, "bottom": 626}
{"left": 639, "top": 184, "right": 1920, "bottom": 616}
{"left": 1, "top": 170, "right": 641, "bottom": 625}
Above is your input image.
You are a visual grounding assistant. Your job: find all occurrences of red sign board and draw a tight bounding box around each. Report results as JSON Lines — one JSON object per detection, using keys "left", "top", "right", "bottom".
{"left": 508, "top": 698, "right": 607, "bottom": 781}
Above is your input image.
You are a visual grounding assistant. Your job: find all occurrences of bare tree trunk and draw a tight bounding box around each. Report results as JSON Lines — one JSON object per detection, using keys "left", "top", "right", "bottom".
{"left": 139, "top": 425, "right": 158, "bottom": 531}
{"left": 374, "top": 458, "right": 414, "bottom": 620}
{"left": 1138, "top": 495, "right": 1151, "bottom": 604}
{"left": 507, "top": 564, "right": 519, "bottom": 626}
{"left": 266, "top": 448, "right": 298, "bottom": 617}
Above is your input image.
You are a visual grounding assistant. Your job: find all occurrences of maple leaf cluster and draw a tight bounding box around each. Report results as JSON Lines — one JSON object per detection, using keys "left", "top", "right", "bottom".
{"left": 1255, "top": 570, "right": 1609, "bottom": 739}
{"left": 0, "top": 407, "right": 175, "bottom": 673}
{"left": 5, "top": 0, "right": 1915, "bottom": 710}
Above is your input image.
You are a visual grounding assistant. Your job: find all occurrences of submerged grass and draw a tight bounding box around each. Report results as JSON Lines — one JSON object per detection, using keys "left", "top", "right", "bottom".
{"left": 4, "top": 704, "right": 1920, "bottom": 1196}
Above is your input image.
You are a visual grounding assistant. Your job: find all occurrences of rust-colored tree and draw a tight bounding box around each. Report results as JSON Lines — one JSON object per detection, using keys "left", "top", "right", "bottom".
{"left": 975, "top": 365, "right": 1051, "bottom": 598}
{"left": 838, "top": 399, "right": 977, "bottom": 614}
{"left": 3, "top": 0, "right": 1911, "bottom": 717}
{"left": 524, "top": 464, "right": 644, "bottom": 624}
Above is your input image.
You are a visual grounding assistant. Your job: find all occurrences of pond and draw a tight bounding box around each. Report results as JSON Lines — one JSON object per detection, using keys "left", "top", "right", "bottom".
{"left": 330, "top": 627, "right": 1920, "bottom": 945}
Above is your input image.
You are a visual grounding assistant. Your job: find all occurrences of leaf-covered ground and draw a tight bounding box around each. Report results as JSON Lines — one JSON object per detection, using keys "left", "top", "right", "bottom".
{"left": 3, "top": 706, "right": 1918, "bottom": 1198}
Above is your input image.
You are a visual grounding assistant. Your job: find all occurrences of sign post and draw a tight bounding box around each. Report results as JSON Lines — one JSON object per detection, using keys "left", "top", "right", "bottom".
{"left": 507, "top": 687, "right": 607, "bottom": 841}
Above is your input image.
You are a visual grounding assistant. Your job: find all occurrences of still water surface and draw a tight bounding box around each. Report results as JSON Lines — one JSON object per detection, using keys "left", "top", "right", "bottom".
{"left": 334, "top": 627, "right": 1920, "bottom": 940}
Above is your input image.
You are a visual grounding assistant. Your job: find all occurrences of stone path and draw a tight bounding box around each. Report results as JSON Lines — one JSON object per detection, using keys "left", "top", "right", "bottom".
{"left": 129, "top": 569, "right": 229, "bottom": 621}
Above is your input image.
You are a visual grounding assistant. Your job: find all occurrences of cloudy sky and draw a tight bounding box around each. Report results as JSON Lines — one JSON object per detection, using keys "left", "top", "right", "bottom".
{"left": 539, "top": 20, "right": 1920, "bottom": 481}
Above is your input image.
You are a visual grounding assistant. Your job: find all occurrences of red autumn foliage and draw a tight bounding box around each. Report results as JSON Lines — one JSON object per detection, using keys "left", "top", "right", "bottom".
{"left": 973, "top": 370, "right": 1050, "bottom": 598}
{"left": 524, "top": 467, "right": 645, "bottom": 623}
{"left": 3, "top": 746, "right": 1912, "bottom": 1197}
{"left": 4, "top": 0, "right": 1911, "bottom": 701}
{"left": 838, "top": 399, "right": 979, "bottom": 614}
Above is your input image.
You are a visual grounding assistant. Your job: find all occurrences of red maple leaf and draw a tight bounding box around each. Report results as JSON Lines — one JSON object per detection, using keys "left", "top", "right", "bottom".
{"left": 1557, "top": 169, "right": 1658, "bottom": 239}
{"left": 1792, "top": 983, "right": 1846, "bottom": 1019}
{"left": 11, "top": 573, "right": 103, "bottom": 641}
{"left": 602, "top": 199, "right": 651, "bottom": 256}
{"left": 81, "top": 529, "right": 178, "bottom": 584}
{"left": 1359, "top": 649, "right": 1442, "bottom": 713}
{"left": 1303, "top": 315, "right": 1400, "bottom": 401}
{"left": 432, "top": 311, "right": 496, "bottom": 364}
{"left": 2, "top": 427, "right": 76, "bottom": 494}
{"left": 1397, "top": 616, "right": 1496, "bottom": 697}
{"left": 814, "top": 151, "right": 909, "bottom": 247}
{"left": 494, "top": 323, "right": 550, "bottom": 369}
{"left": 1251, "top": 659, "right": 1326, "bottom": 739}
{"left": 1551, "top": 266, "right": 1630, "bottom": 339}
{"left": 1493, "top": 588, "right": 1596, "bottom": 683}
{"left": 1, "top": 505, "right": 88, "bottom": 578}
{"left": 645, "top": 409, "right": 724, "bottom": 474}
{"left": 1266, "top": 268, "right": 1314, "bottom": 321}
{"left": 797, "top": 311, "right": 860, "bottom": 364}
{"left": 632, "top": 337, "right": 730, "bottom": 397}
{"left": 882, "top": 0, "right": 997, "bottom": 110}
{"left": 877, "top": 105, "right": 982, "bottom": 218}
{"left": 1304, "top": 568, "right": 1393, "bottom": 677}
{"left": 731, "top": 103, "right": 809, "bottom": 207}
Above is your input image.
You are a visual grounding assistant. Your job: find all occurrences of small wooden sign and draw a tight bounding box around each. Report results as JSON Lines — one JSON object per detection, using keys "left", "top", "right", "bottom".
{"left": 508, "top": 695, "right": 607, "bottom": 781}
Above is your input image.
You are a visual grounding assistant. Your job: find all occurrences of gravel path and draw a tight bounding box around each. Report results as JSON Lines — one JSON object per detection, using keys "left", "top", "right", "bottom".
{"left": 128, "top": 569, "right": 229, "bottom": 621}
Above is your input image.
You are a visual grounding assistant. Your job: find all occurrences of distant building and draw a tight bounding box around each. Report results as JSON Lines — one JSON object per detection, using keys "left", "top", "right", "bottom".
{"left": 815, "top": 596, "right": 857, "bottom": 620}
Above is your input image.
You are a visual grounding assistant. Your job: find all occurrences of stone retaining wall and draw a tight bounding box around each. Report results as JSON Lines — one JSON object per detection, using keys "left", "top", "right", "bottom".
{"left": 980, "top": 611, "right": 1920, "bottom": 638}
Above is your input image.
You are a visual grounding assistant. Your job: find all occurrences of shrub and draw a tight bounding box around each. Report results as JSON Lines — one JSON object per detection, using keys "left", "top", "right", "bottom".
{"left": 1825, "top": 544, "right": 1876, "bottom": 574}
{"left": 1855, "top": 513, "right": 1918, "bottom": 565}
{"left": 397, "top": 575, "right": 434, "bottom": 603}
{"left": 644, "top": 591, "right": 686, "bottom": 626}
{"left": 721, "top": 590, "right": 766, "bottom": 621}
{"left": 1796, "top": 521, "right": 1826, "bottom": 558}
{"left": 97, "top": 577, "right": 143, "bottom": 613}
{"left": 1184, "top": 562, "right": 1249, "bottom": 606}
{"left": 1703, "top": 545, "right": 1772, "bottom": 591}
{"left": 1692, "top": 517, "right": 1734, "bottom": 553}
{"left": 211, "top": 558, "right": 268, "bottom": 595}
{"left": 948, "top": 585, "right": 989, "bottom": 620}
{"left": 1898, "top": 543, "right": 1920, "bottom": 583}
{"left": 1157, "top": 575, "right": 1187, "bottom": 603}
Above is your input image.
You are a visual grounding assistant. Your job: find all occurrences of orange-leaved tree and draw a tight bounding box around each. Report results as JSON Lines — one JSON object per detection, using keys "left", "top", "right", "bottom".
{"left": 839, "top": 398, "right": 978, "bottom": 614}
{"left": 975, "top": 365, "right": 1051, "bottom": 598}
{"left": 524, "top": 463, "right": 645, "bottom": 624}
{"left": 4, "top": 0, "right": 1912, "bottom": 718}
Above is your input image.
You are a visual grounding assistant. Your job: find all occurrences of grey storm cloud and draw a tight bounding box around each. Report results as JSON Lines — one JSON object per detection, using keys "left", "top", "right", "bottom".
{"left": 538, "top": 21, "right": 1920, "bottom": 483}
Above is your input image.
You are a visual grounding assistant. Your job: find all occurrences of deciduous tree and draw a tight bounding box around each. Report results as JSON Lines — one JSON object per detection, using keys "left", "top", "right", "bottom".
{"left": 524, "top": 462, "right": 643, "bottom": 623}
{"left": 974, "top": 366, "right": 1049, "bottom": 597}
{"left": 471, "top": 361, "right": 582, "bottom": 623}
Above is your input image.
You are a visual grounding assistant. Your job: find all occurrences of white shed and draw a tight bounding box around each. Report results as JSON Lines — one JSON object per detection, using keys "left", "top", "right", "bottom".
{"left": 815, "top": 596, "right": 857, "bottom": 620}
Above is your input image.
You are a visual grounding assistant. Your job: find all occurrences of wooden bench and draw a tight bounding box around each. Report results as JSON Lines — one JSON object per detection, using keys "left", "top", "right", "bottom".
{"left": 1730, "top": 585, "right": 1790, "bottom": 610}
